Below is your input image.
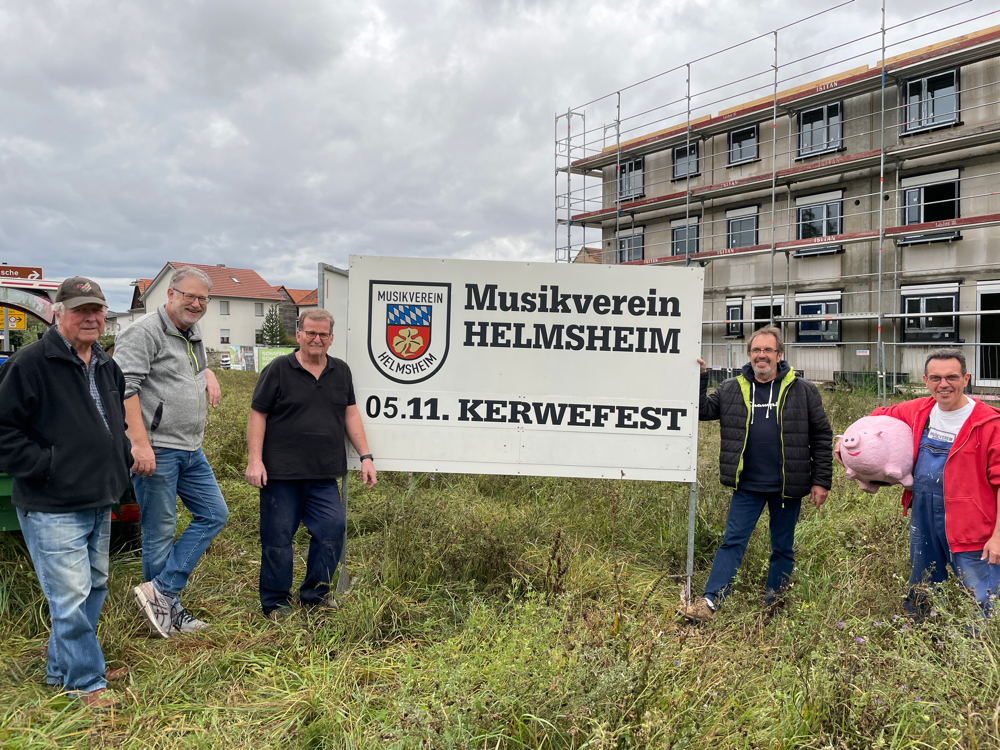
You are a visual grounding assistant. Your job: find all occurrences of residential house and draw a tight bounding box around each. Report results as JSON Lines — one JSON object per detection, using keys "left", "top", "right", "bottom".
{"left": 141, "top": 263, "right": 284, "bottom": 350}
{"left": 273, "top": 286, "right": 319, "bottom": 337}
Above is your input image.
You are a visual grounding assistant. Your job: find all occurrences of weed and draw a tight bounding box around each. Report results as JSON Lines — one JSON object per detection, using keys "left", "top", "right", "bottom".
{"left": 0, "top": 374, "right": 996, "bottom": 748}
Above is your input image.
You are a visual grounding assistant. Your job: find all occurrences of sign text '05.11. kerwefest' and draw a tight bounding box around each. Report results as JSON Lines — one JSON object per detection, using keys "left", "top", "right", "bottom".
{"left": 347, "top": 256, "right": 704, "bottom": 481}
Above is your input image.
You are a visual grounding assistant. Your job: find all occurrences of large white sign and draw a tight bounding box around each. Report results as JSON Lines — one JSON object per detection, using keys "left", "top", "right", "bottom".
{"left": 347, "top": 256, "right": 704, "bottom": 481}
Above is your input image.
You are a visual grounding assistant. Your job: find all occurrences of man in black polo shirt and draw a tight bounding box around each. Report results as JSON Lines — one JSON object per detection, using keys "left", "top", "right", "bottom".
{"left": 245, "top": 308, "right": 376, "bottom": 619}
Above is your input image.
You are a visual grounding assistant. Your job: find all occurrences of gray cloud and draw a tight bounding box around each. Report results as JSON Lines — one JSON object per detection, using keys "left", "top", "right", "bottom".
{"left": 0, "top": 0, "right": 973, "bottom": 310}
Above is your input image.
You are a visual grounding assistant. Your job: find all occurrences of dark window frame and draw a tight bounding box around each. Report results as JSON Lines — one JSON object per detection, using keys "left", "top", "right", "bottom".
{"left": 671, "top": 222, "right": 699, "bottom": 256}
{"left": 901, "top": 289, "right": 959, "bottom": 342}
{"left": 617, "top": 157, "right": 644, "bottom": 201}
{"left": 798, "top": 102, "right": 843, "bottom": 157}
{"left": 728, "top": 125, "right": 759, "bottom": 165}
{"left": 902, "top": 70, "right": 959, "bottom": 135}
{"left": 752, "top": 302, "right": 783, "bottom": 332}
{"left": 898, "top": 176, "right": 961, "bottom": 246}
{"left": 726, "top": 302, "right": 744, "bottom": 338}
{"left": 616, "top": 228, "right": 644, "bottom": 264}
{"left": 796, "top": 298, "right": 842, "bottom": 343}
{"left": 672, "top": 142, "right": 699, "bottom": 179}
{"left": 796, "top": 199, "right": 843, "bottom": 239}
{"left": 727, "top": 214, "right": 758, "bottom": 249}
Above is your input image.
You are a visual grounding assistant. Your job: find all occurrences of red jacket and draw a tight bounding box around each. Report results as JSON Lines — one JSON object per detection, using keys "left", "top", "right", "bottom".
{"left": 872, "top": 397, "right": 1000, "bottom": 553}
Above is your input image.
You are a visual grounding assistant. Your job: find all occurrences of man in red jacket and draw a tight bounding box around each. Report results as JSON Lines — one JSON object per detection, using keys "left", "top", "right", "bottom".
{"left": 839, "top": 349, "right": 1000, "bottom": 616}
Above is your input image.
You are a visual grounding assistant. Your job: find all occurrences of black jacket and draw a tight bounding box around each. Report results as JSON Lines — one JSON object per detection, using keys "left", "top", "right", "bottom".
{"left": 700, "top": 360, "right": 833, "bottom": 498}
{"left": 0, "top": 327, "right": 133, "bottom": 512}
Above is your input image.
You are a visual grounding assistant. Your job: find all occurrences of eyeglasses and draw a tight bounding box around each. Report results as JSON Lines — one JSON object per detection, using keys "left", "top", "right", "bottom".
{"left": 171, "top": 288, "right": 211, "bottom": 304}
{"left": 300, "top": 331, "right": 332, "bottom": 341}
{"left": 926, "top": 374, "right": 964, "bottom": 384}
{"left": 749, "top": 348, "right": 778, "bottom": 356}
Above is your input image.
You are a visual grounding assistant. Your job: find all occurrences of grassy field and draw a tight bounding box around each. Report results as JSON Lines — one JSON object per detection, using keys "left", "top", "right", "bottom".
{"left": 1, "top": 370, "right": 998, "bottom": 749}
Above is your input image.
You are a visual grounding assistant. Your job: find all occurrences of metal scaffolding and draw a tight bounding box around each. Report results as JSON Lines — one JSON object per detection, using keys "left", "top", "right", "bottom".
{"left": 555, "top": 1, "right": 1000, "bottom": 400}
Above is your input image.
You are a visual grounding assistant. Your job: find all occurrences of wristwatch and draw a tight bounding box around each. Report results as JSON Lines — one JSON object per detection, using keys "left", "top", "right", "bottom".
{"left": 359, "top": 454, "right": 374, "bottom": 462}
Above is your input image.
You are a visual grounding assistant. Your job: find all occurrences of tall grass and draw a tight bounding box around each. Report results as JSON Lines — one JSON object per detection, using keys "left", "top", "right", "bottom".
{"left": 0, "top": 371, "right": 994, "bottom": 748}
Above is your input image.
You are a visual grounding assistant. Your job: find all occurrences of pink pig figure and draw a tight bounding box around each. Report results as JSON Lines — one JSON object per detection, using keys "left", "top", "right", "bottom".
{"left": 839, "top": 415, "right": 914, "bottom": 494}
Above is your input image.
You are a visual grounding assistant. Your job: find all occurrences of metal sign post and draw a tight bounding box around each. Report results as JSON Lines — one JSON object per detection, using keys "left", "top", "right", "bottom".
{"left": 686, "top": 480, "right": 697, "bottom": 603}
{"left": 319, "top": 262, "right": 353, "bottom": 594}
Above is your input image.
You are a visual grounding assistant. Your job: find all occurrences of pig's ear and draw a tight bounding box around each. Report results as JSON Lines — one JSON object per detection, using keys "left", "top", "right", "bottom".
{"left": 876, "top": 431, "right": 883, "bottom": 437}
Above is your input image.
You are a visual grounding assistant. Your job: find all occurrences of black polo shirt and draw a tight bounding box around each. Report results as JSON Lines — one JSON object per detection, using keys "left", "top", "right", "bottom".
{"left": 251, "top": 352, "right": 357, "bottom": 480}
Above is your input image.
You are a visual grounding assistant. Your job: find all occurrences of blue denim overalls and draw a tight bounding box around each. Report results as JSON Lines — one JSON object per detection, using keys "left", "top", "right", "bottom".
{"left": 906, "top": 422, "right": 999, "bottom": 617}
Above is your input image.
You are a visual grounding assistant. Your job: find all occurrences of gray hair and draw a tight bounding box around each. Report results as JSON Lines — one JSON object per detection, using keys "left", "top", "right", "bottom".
{"left": 747, "top": 325, "right": 784, "bottom": 354}
{"left": 924, "top": 348, "right": 967, "bottom": 375}
{"left": 298, "top": 308, "right": 334, "bottom": 331}
{"left": 170, "top": 266, "right": 212, "bottom": 291}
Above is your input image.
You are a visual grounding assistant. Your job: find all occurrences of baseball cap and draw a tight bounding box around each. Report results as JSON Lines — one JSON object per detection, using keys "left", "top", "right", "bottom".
{"left": 56, "top": 277, "right": 107, "bottom": 309}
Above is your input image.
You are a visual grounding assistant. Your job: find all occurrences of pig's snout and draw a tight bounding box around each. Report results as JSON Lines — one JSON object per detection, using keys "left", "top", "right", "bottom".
{"left": 841, "top": 433, "right": 860, "bottom": 449}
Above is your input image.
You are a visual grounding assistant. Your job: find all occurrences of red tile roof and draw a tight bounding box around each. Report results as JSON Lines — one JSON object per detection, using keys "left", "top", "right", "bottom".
{"left": 282, "top": 288, "right": 317, "bottom": 305}
{"left": 163, "top": 262, "right": 283, "bottom": 301}
{"left": 136, "top": 278, "right": 153, "bottom": 294}
{"left": 299, "top": 289, "right": 318, "bottom": 306}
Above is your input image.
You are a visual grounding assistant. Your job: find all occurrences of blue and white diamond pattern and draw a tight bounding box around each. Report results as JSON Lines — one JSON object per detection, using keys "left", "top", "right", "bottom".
{"left": 387, "top": 304, "right": 431, "bottom": 326}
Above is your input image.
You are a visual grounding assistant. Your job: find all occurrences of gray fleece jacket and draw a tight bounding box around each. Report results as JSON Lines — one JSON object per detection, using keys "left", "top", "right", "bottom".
{"left": 113, "top": 306, "right": 208, "bottom": 451}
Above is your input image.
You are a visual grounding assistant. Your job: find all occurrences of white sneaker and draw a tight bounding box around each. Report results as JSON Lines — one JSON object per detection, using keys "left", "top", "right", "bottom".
{"left": 133, "top": 582, "right": 173, "bottom": 638}
{"left": 171, "top": 599, "right": 209, "bottom": 634}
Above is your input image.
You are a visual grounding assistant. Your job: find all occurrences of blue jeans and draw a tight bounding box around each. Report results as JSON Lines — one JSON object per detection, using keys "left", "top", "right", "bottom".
{"left": 133, "top": 448, "right": 228, "bottom": 600}
{"left": 16, "top": 507, "right": 111, "bottom": 694}
{"left": 259, "top": 479, "right": 345, "bottom": 615}
{"left": 703, "top": 489, "right": 801, "bottom": 606}
{"left": 907, "top": 430, "right": 1000, "bottom": 617}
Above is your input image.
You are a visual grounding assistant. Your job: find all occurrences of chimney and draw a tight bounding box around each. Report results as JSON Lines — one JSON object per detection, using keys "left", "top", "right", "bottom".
{"left": 217, "top": 264, "right": 226, "bottom": 268}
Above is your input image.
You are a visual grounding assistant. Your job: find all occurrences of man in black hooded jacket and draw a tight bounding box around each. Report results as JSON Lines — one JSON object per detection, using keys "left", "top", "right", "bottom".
{"left": 678, "top": 326, "right": 832, "bottom": 622}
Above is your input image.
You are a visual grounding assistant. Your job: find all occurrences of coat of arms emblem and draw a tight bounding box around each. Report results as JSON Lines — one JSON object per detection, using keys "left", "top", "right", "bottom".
{"left": 368, "top": 281, "right": 450, "bottom": 383}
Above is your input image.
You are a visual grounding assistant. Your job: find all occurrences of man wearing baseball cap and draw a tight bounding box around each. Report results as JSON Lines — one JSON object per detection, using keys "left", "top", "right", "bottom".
{"left": 0, "top": 277, "right": 133, "bottom": 709}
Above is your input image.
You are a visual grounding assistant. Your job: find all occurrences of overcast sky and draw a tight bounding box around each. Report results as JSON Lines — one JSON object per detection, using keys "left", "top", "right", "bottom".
{"left": 0, "top": 0, "right": 985, "bottom": 311}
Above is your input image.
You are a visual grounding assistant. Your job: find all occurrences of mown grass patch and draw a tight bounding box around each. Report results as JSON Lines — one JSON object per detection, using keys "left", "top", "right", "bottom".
{"left": 0, "top": 371, "right": 996, "bottom": 748}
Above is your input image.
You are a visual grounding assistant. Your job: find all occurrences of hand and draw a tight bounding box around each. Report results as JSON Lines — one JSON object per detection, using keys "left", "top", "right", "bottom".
{"left": 697, "top": 358, "right": 707, "bottom": 373}
{"left": 982, "top": 536, "right": 1000, "bottom": 565}
{"left": 833, "top": 437, "right": 845, "bottom": 467}
{"left": 245, "top": 459, "right": 267, "bottom": 488}
{"left": 131, "top": 442, "right": 156, "bottom": 477}
{"left": 810, "top": 485, "right": 828, "bottom": 510}
{"left": 206, "top": 369, "right": 222, "bottom": 409}
{"left": 360, "top": 458, "right": 377, "bottom": 489}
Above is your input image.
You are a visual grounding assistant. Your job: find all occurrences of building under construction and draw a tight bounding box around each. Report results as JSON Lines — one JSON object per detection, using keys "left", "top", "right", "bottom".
{"left": 555, "top": 5, "right": 1000, "bottom": 395}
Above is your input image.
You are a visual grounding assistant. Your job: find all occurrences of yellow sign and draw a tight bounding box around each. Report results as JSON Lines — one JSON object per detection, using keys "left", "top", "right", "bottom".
{"left": 4, "top": 309, "right": 25, "bottom": 330}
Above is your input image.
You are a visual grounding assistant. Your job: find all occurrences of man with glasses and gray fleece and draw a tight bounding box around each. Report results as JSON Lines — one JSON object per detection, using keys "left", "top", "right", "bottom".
{"left": 114, "top": 266, "right": 228, "bottom": 637}
{"left": 678, "top": 325, "right": 833, "bottom": 622}
{"left": 836, "top": 348, "right": 1000, "bottom": 618}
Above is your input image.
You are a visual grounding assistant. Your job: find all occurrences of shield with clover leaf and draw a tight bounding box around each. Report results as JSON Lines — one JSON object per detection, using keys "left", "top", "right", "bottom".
{"left": 386, "top": 304, "right": 431, "bottom": 360}
{"left": 367, "top": 280, "right": 451, "bottom": 384}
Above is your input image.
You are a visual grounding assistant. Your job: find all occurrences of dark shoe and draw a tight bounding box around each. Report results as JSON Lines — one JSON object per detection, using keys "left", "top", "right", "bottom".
{"left": 79, "top": 688, "right": 122, "bottom": 711}
{"left": 764, "top": 597, "right": 788, "bottom": 617}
